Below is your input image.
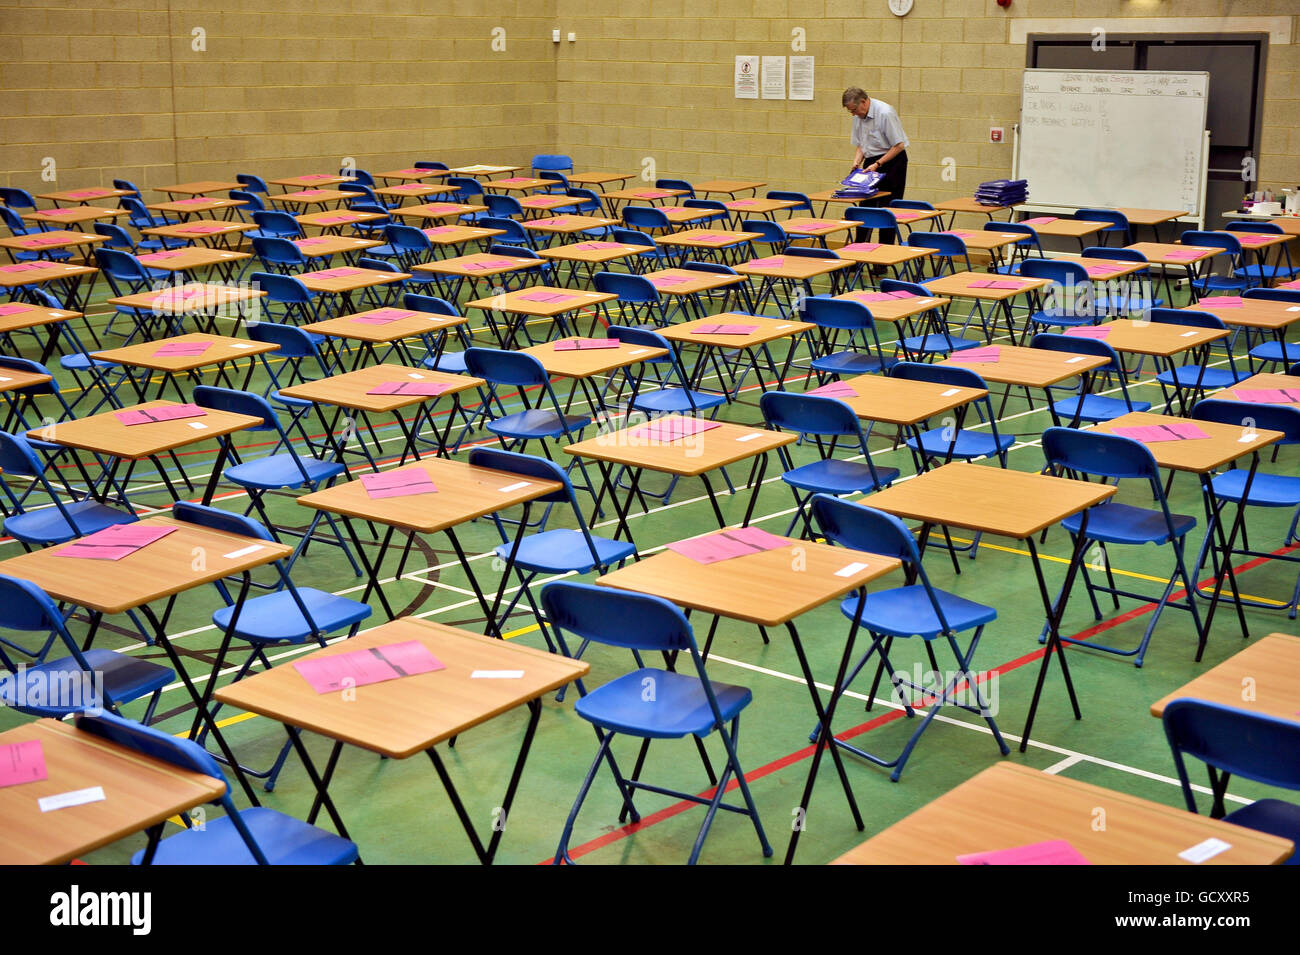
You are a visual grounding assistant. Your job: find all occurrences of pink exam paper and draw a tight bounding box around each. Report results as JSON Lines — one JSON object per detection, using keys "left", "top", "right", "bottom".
{"left": 1112, "top": 422, "right": 1210, "bottom": 443}
{"left": 1164, "top": 249, "right": 1203, "bottom": 260}
{"left": 518, "top": 292, "right": 575, "bottom": 304}
{"left": 171, "top": 198, "right": 210, "bottom": 206}
{"left": 153, "top": 341, "right": 212, "bottom": 357}
{"left": 365, "top": 381, "right": 453, "bottom": 396}
{"left": 850, "top": 292, "right": 893, "bottom": 303}
{"left": 1084, "top": 264, "right": 1122, "bottom": 275}
{"left": 958, "top": 840, "right": 1090, "bottom": 865}
{"left": 1020, "top": 216, "right": 1058, "bottom": 225}
{"left": 692, "top": 323, "right": 759, "bottom": 335}
{"left": 1231, "top": 388, "right": 1300, "bottom": 404}
{"left": 353, "top": 308, "right": 416, "bottom": 323}
{"left": 115, "top": 403, "right": 208, "bottom": 426}
{"left": 1064, "top": 326, "right": 1111, "bottom": 339}
{"left": 0, "top": 304, "right": 32, "bottom": 315}
{"left": 553, "top": 338, "right": 621, "bottom": 350}
{"left": 179, "top": 224, "right": 226, "bottom": 234}
{"left": 571, "top": 242, "right": 622, "bottom": 251}
{"left": 0, "top": 740, "right": 47, "bottom": 788}
{"left": 23, "top": 236, "right": 67, "bottom": 247}
{"left": 1276, "top": 279, "right": 1300, "bottom": 291}
{"left": 464, "top": 258, "right": 519, "bottom": 269}
{"left": 648, "top": 275, "right": 690, "bottom": 287}
{"left": 315, "top": 215, "right": 355, "bottom": 225}
{"left": 298, "top": 174, "right": 332, "bottom": 181}
{"left": 65, "top": 190, "right": 107, "bottom": 199}
{"left": 311, "top": 267, "right": 363, "bottom": 279}
{"left": 953, "top": 346, "right": 1001, "bottom": 363}
{"left": 1202, "top": 296, "right": 1243, "bottom": 308}
{"left": 295, "top": 237, "right": 329, "bottom": 247}
{"left": 294, "top": 642, "right": 445, "bottom": 693}
{"left": 947, "top": 230, "right": 976, "bottom": 238}
{"left": 0, "top": 263, "right": 46, "bottom": 273}
{"left": 395, "top": 168, "right": 427, "bottom": 176}
{"left": 728, "top": 199, "right": 756, "bottom": 207}
{"left": 745, "top": 256, "right": 785, "bottom": 268}
{"left": 55, "top": 523, "right": 177, "bottom": 561}
{"left": 840, "top": 242, "right": 882, "bottom": 252}
{"left": 634, "top": 190, "right": 672, "bottom": 199}
{"left": 629, "top": 418, "right": 723, "bottom": 442}
{"left": 807, "top": 381, "right": 859, "bottom": 398}
{"left": 138, "top": 250, "right": 186, "bottom": 261}
{"left": 293, "top": 189, "right": 330, "bottom": 197}
{"left": 423, "top": 226, "right": 457, "bottom": 234}
{"left": 666, "top": 525, "right": 789, "bottom": 565}
{"left": 360, "top": 469, "right": 438, "bottom": 498}
{"left": 39, "top": 208, "right": 76, "bottom": 216}
{"left": 497, "top": 177, "right": 531, "bottom": 184}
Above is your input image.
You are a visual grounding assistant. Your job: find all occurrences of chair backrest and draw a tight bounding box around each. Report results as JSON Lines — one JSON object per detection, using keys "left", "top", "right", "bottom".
{"left": 1146, "top": 307, "right": 1224, "bottom": 330}
{"left": 803, "top": 295, "right": 876, "bottom": 332}
{"left": 879, "top": 277, "right": 933, "bottom": 298}
{"left": 1081, "top": 245, "right": 1147, "bottom": 264}
{"left": 0, "top": 187, "right": 37, "bottom": 210}
{"left": 484, "top": 194, "right": 525, "bottom": 218}
{"left": 540, "top": 580, "right": 695, "bottom": 653}
{"left": 593, "top": 271, "right": 658, "bottom": 303}
{"left": 464, "top": 347, "right": 550, "bottom": 388}
{"left": 0, "top": 573, "right": 68, "bottom": 634}
{"left": 741, "top": 218, "right": 788, "bottom": 246}
{"left": 623, "top": 205, "right": 672, "bottom": 231}
{"left": 339, "top": 182, "right": 380, "bottom": 204}
{"left": 682, "top": 259, "right": 737, "bottom": 276}
{"left": 172, "top": 500, "right": 275, "bottom": 542}
{"left": 0, "top": 574, "right": 102, "bottom": 703}
{"left": 656, "top": 178, "right": 695, "bottom": 198}
{"left": 404, "top": 293, "right": 459, "bottom": 316}
{"left": 245, "top": 320, "right": 321, "bottom": 359}
{"left": 251, "top": 210, "right": 303, "bottom": 238}
{"left": 0, "top": 205, "right": 31, "bottom": 234}
{"left": 1192, "top": 398, "right": 1300, "bottom": 446}
{"left": 251, "top": 235, "right": 307, "bottom": 268}
{"left": 809, "top": 494, "right": 920, "bottom": 565}
{"left": 765, "top": 190, "right": 813, "bottom": 213}
{"left": 988, "top": 221, "right": 1042, "bottom": 252}
{"left": 612, "top": 228, "right": 657, "bottom": 249}
{"left": 1225, "top": 220, "right": 1282, "bottom": 234}
{"left": 345, "top": 202, "right": 391, "bottom": 226}
{"left": 760, "top": 390, "right": 864, "bottom": 440}
{"left": 843, "top": 206, "right": 898, "bottom": 231}
{"left": 1018, "top": 258, "right": 1091, "bottom": 304}
{"left": 889, "top": 199, "right": 935, "bottom": 211}
{"left": 345, "top": 168, "right": 375, "bottom": 186}
{"left": 229, "top": 189, "right": 266, "bottom": 214}
{"left": 236, "top": 173, "right": 269, "bottom": 194}
{"left": 539, "top": 171, "right": 572, "bottom": 191}
{"left": 0, "top": 430, "right": 48, "bottom": 480}
{"left": 477, "top": 216, "right": 530, "bottom": 244}
{"left": 118, "top": 196, "right": 160, "bottom": 227}
{"left": 785, "top": 246, "right": 838, "bottom": 260}
{"left": 356, "top": 256, "right": 402, "bottom": 275}
{"left": 192, "top": 384, "right": 276, "bottom": 432}
{"left": 1243, "top": 287, "right": 1300, "bottom": 304}
{"left": 564, "top": 187, "right": 601, "bottom": 214}
{"left": 93, "top": 222, "right": 136, "bottom": 250}
{"left": 890, "top": 360, "right": 989, "bottom": 393}
{"left": 1162, "top": 698, "right": 1300, "bottom": 814}
{"left": 384, "top": 223, "right": 433, "bottom": 255}
{"left": 1180, "top": 230, "right": 1241, "bottom": 257}
{"left": 248, "top": 270, "right": 313, "bottom": 305}
{"left": 907, "top": 231, "right": 966, "bottom": 257}
{"left": 414, "top": 161, "right": 449, "bottom": 170}
{"left": 1030, "top": 331, "right": 1122, "bottom": 373}
{"left": 1041, "top": 425, "right": 1161, "bottom": 482}
{"left": 532, "top": 154, "right": 574, "bottom": 174}
{"left": 93, "top": 247, "right": 152, "bottom": 288}
{"left": 445, "top": 176, "right": 485, "bottom": 200}
{"left": 111, "top": 179, "right": 142, "bottom": 198}
{"left": 486, "top": 242, "right": 539, "bottom": 261}
{"left": 467, "top": 446, "right": 573, "bottom": 507}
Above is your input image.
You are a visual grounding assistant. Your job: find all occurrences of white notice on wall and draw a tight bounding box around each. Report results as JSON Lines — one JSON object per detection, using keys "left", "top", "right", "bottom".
{"left": 789, "top": 56, "right": 814, "bottom": 101}
{"left": 762, "top": 56, "right": 787, "bottom": 100}
{"left": 734, "top": 56, "right": 759, "bottom": 99}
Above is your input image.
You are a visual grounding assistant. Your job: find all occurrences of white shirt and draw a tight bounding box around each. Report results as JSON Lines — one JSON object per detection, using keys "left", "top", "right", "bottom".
{"left": 851, "top": 99, "right": 909, "bottom": 157}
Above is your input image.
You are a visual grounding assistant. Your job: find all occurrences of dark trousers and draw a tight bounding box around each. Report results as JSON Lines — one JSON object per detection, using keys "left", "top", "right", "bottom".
{"left": 855, "top": 150, "right": 909, "bottom": 245}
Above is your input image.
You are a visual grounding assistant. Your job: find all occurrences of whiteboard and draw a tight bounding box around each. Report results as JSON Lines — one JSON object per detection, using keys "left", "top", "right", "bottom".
{"left": 1014, "top": 69, "right": 1209, "bottom": 217}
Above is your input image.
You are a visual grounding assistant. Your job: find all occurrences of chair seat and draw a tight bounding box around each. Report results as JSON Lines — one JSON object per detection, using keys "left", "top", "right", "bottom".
{"left": 1051, "top": 395, "right": 1151, "bottom": 423}
{"left": 575, "top": 667, "right": 752, "bottom": 739}
{"left": 487, "top": 408, "right": 591, "bottom": 440}
{"left": 629, "top": 388, "right": 728, "bottom": 415}
{"left": 60, "top": 354, "right": 119, "bottom": 372}
{"left": 907, "top": 428, "right": 1014, "bottom": 462}
{"left": 1223, "top": 799, "right": 1300, "bottom": 865}
{"left": 496, "top": 529, "right": 635, "bottom": 575}
{"left": 270, "top": 390, "right": 314, "bottom": 409}
{"left": 838, "top": 585, "right": 996, "bottom": 639}
{"left": 212, "top": 589, "right": 371, "bottom": 644}
{"left": 1061, "top": 500, "right": 1195, "bottom": 546}
{"left": 1210, "top": 469, "right": 1300, "bottom": 508}
{"left": 224, "top": 454, "right": 345, "bottom": 490}
{"left": 0, "top": 648, "right": 172, "bottom": 717}
{"left": 1155, "top": 365, "right": 1251, "bottom": 389}
{"left": 810, "top": 352, "right": 896, "bottom": 376}
{"left": 899, "top": 334, "right": 982, "bottom": 355}
{"left": 1028, "top": 311, "right": 1097, "bottom": 329}
{"left": 423, "top": 352, "right": 468, "bottom": 374}
{"left": 1235, "top": 265, "right": 1299, "bottom": 281}
{"left": 1248, "top": 341, "right": 1299, "bottom": 365}
{"left": 782, "top": 459, "right": 899, "bottom": 495}
{"left": 3, "top": 501, "right": 137, "bottom": 546}
{"left": 131, "top": 806, "right": 358, "bottom": 865}
{"left": 1195, "top": 277, "right": 1249, "bottom": 294}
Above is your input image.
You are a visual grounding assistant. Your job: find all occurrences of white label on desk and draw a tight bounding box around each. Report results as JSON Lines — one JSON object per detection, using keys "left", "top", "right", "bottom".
{"left": 940, "top": 388, "right": 961, "bottom": 397}
{"left": 1001, "top": 234, "right": 1019, "bottom": 238}
{"left": 1178, "top": 837, "right": 1232, "bottom": 864}
{"left": 834, "top": 561, "right": 869, "bottom": 577}
{"left": 408, "top": 372, "right": 424, "bottom": 379}
{"left": 776, "top": 324, "right": 794, "bottom": 330}
{"left": 39, "top": 786, "right": 106, "bottom": 813}
{"left": 1288, "top": 306, "right": 1300, "bottom": 312}
{"left": 228, "top": 342, "right": 253, "bottom": 349}
{"left": 188, "top": 422, "right": 207, "bottom": 430}
{"left": 1065, "top": 356, "right": 1087, "bottom": 364}
{"left": 628, "top": 348, "right": 649, "bottom": 355}
{"left": 223, "top": 544, "right": 264, "bottom": 559}
{"left": 471, "top": 669, "right": 525, "bottom": 679}
{"left": 0, "top": 376, "right": 10, "bottom": 382}
{"left": 498, "top": 481, "right": 531, "bottom": 492}
{"left": 1180, "top": 331, "right": 1198, "bottom": 337}
{"left": 735, "top": 432, "right": 762, "bottom": 442}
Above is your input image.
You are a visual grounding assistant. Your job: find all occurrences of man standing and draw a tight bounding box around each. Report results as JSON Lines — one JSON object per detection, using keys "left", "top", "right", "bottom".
{"left": 842, "top": 87, "right": 909, "bottom": 247}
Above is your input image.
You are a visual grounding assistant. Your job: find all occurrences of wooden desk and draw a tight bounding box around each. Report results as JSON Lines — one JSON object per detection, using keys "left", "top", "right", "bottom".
{"left": 295, "top": 209, "right": 389, "bottom": 234}
{"left": 722, "top": 197, "right": 800, "bottom": 222}
{"left": 522, "top": 214, "right": 619, "bottom": 241}
{"left": 806, "top": 188, "right": 888, "bottom": 218}
{"left": 650, "top": 205, "right": 718, "bottom": 226}
{"left": 158, "top": 180, "right": 244, "bottom": 196}
{"left": 446, "top": 164, "right": 523, "bottom": 177}
{"left": 290, "top": 235, "right": 381, "bottom": 262}
{"left": 658, "top": 228, "right": 761, "bottom": 267}
{"left": 37, "top": 187, "right": 134, "bottom": 205}
{"left": 462, "top": 287, "right": 616, "bottom": 349}
{"left": 940, "top": 342, "right": 1109, "bottom": 392}
{"left": 21, "top": 206, "right": 127, "bottom": 230}
{"left": 598, "top": 530, "right": 902, "bottom": 863}
{"left": 268, "top": 189, "right": 355, "bottom": 209}
{"left": 940, "top": 228, "right": 1027, "bottom": 270}
{"left": 833, "top": 761, "right": 1292, "bottom": 865}
{"left": 1220, "top": 372, "right": 1300, "bottom": 409}
{"left": 412, "top": 251, "right": 543, "bottom": 301}
{"left": 834, "top": 288, "right": 950, "bottom": 331}
{"left": 107, "top": 282, "right": 265, "bottom": 338}
{"left": 567, "top": 171, "right": 635, "bottom": 191}
{"left": 832, "top": 241, "right": 932, "bottom": 284}
{"left": 296, "top": 266, "right": 411, "bottom": 313}
{"left": 733, "top": 253, "right": 850, "bottom": 314}
{"left": 694, "top": 179, "right": 766, "bottom": 198}
{"left": 641, "top": 267, "right": 750, "bottom": 318}
{"left": 375, "top": 166, "right": 453, "bottom": 182}
{"left": 0, "top": 719, "right": 226, "bottom": 866}
{"left": 1083, "top": 318, "right": 1229, "bottom": 414}
{"left": 301, "top": 306, "right": 467, "bottom": 369}
{"left": 1151, "top": 632, "right": 1300, "bottom": 723}
{"left": 92, "top": 331, "right": 278, "bottom": 402}
{"left": 392, "top": 201, "right": 488, "bottom": 223}
{"left": 295, "top": 457, "right": 561, "bottom": 626}
{"left": 923, "top": 270, "right": 1051, "bottom": 343}
{"left": 1190, "top": 297, "right": 1300, "bottom": 369}
{"left": 277, "top": 363, "right": 484, "bottom": 469}
{"left": 136, "top": 246, "right": 249, "bottom": 283}
{"left": 1023, "top": 217, "right": 1106, "bottom": 251}
{"left": 371, "top": 183, "right": 457, "bottom": 204}
{"left": 1080, "top": 258, "right": 1147, "bottom": 282}
{"left": 0, "top": 230, "right": 105, "bottom": 266}
{"left": 830, "top": 372, "right": 987, "bottom": 469}
{"left": 146, "top": 196, "right": 246, "bottom": 219}
{"left": 935, "top": 196, "right": 1018, "bottom": 228}
{"left": 660, "top": 313, "right": 814, "bottom": 400}
{"left": 0, "top": 260, "right": 98, "bottom": 311}
{"left": 867, "top": 461, "right": 1116, "bottom": 751}
{"left": 521, "top": 337, "right": 667, "bottom": 386}
{"left": 519, "top": 194, "right": 584, "bottom": 218}
{"left": 784, "top": 217, "right": 856, "bottom": 246}
{"left": 267, "top": 174, "right": 355, "bottom": 190}
{"left": 420, "top": 223, "right": 508, "bottom": 250}
{"left": 537, "top": 240, "right": 656, "bottom": 287}
{"left": 483, "top": 176, "right": 551, "bottom": 192}
{"left": 1125, "top": 241, "right": 1220, "bottom": 304}
{"left": 601, "top": 187, "right": 689, "bottom": 211}
{"left": 0, "top": 300, "right": 81, "bottom": 363}
{"left": 141, "top": 219, "right": 254, "bottom": 249}
{"left": 213, "top": 617, "right": 587, "bottom": 863}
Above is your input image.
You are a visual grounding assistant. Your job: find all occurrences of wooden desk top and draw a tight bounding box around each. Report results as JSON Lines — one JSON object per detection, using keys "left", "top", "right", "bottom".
{"left": 660, "top": 313, "right": 814, "bottom": 347}
{"left": 522, "top": 214, "right": 619, "bottom": 235}
{"left": 146, "top": 197, "right": 246, "bottom": 215}
{"left": 658, "top": 228, "right": 762, "bottom": 249}
{"left": 832, "top": 762, "right": 1293, "bottom": 865}
{"left": 565, "top": 416, "right": 795, "bottom": 477}
{"left": 420, "top": 224, "right": 506, "bottom": 245}
{"left": 31, "top": 400, "right": 263, "bottom": 461}
{"left": 866, "top": 461, "right": 1116, "bottom": 539}
{"left": 277, "top": 364, "right": 483, "bottom": 413}
{"left": 0, "top": 300, "right": 80, "bottom": 333}
{"left": 141, "top": 220, "right": 255, "bottom": 241}
{"left": 1025, "top": 219, "right": 1106, "bottom": 239}
{"left": 268, "top": 189, "right": 355, "bottom": 206}
{"left": 463, "top": 286, "right": 615, "bottom": 317}
{"left": 159, "top": 180, "right": 245, "bottom": 195}
{"left": 733, "top": 254, "right": 849, "bottom": 280}
{"left": 93, "top": 332, "right": 277, "bottom": 372}
{"left": 537, "top": 241, "right": 655, "bottom": 263}
{"left": 1124, "top": 242, "right": 1218, "bottom": 265}
{"left": 833, "top": 242, "right": 933, "bottom": 267}
{"left": 21, "top": 206, "right": 127, "bottom": 227}
{"left": 567, "top": 172, "right": 634, "bottom": 186}
{"left": 890, "top": 208, "right": 946, "bottom": 225}
{"left": 935, "top": 197, "right": 1017, "bottom": 214}
{"left": 834, "top": 288, "right": 950, "bottom": 323}
{"left": 641, "top": 268, "right": 749, "bottom": 295}
{"left": 0, "top": 260, "right": 96, "bottom": 287}
{"left": 1092, "top": 411, "right": 1282, "bottom": 474}
{"left": 520, "top": 195, "right": 584, "bottom": 213}
{"left": 833, "top": 373, "right": 987, "bottom": 426}
{"left": 296, "top": 266, "right": 411, "bottom": 294}
{"left": 1190, "top": 297, "right": 1300, "bottom": 332}
{"left": 108, "top": 282, "right": 265, "bottom": 313}
{"left": 301, "top": 307, "right": 466, "bottom": 343}
{"left": 0, "top": 230, "right": 105, "bottom": 253}
{"left": 371, "top": 183, "right": 456, "bottom": 200}
{"left": 447, "top": 164, "right": 522, "bottom": 176}
{"left": 602, "top": 187, "right": 689, "bottom": 203}
{"left": 0, "top": 719, "right": 227, "bottom": 865}
{"left": 1220, "top": 373, "right": 1300, "bottom": 409}
{"left": 1093, "top": 318, "right": 1229, "bottom": 357}
{"left": 136, "top": 247, "right": 250, "bottom": 271}
{"left": 651, "top": 206, "right": 718, "bottom": 225}
{"left": 923, "top": 271, "right": 1050, "bottom": 301}
{"left": 483, "top": 176, "right": 551, "bottom": 192}
{"left": 598, "top": 533, "right": 901, "bottom": 627}
{"left": 1151, "top": 633, "right": 1300, "bottom": 722}
{"left": 1080, "top": 259, "right": 1146, "bottom": 281}
{"left": 291, "top": 235, "right": 381, "bottom": 258}
{"left": 0, "top": 367, "right": 55, "bottom": 391}
{"left": 694, "top": 179, "right": 767, "bottom": 195}
{"left": 941, "top": 229, "right": 1028, "bottom": 251}
{"left": 268, "top": 175, "right": 355, "bottom": 189}
{"left": 392, "top": 202, "right": 488, "bottom": 221}
{"left": 521, "top": 338, "right": 668, "bottom": 377}
{"left": 413, "top": 251, "right": 543, "bottom": 278}
{"left": 723, "top": 197, "right": 800, "bottom": 214}
{"left": 1113, "top": 207, "right": 1188, "bottom": 226}
{"left": 0, "top": 513, "right": 292, "bottom": 614}
{"left": 295, "top": 210, "right": 388, "bottom": 229}
{"left": 296, "top": 457, "right": 563, "bottom": 534}
{"left": 940, "top": 343, "right": 1110, "bottom": 388}
{"left": 36, "top": 187, "right": 134, "bottom": 204}
{"left": 783, "top": 217, "right": 856, "bottom": 237}
{"left": 214, "top": 618, "right": 588, "bottom": 759}
{"left": 375, "top": 167, "right": 452, "bottom": 181}
{"left": 1227, "top": 231, "right": 1292, "bottom": 251}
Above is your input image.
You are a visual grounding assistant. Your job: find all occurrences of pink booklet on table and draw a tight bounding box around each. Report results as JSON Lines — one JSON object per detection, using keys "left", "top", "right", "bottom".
{"left": 295, "top": 237, "right": 329, "bottom": 247}
{"left": 0, "top": 740, "right": 47, "bottom": 788}
{"left": 634, "top": 190, "right": 672, "bottom": 199}
{"left": 571, "top": 242, "right": 622, "bottom": 251}
{"left": 22, "top": 236, "right": 67, "bottom": 247}
{"left": 728, "top": 199, "right": 757, "bottom": 207}
{"left": 952, "top": 346, "right": 1001, "bottom": 363}
{"left": 690, "top": 232, "right": 731, "bottom": 242}
{"left": 1164, "top": 249, "right": 1203, "bottom": 260}
{"left": 1064, "top": 326, "right": 1111, "bottom": 339}
{"left": 293, "top": 189, "right": 331, "bottom": 197}
{"left": 745, "top": 256, "right": 785, "bottom": 268}
{"left": 299, "top": 174, "right": 332, "bottom": 181}
{"left": 39, "top": 208, "right": 76, "bottom": 216}
{"left": 179, "top": 223, "right": 226, "bottom": 234}
{"left": 66, "top": 189, "right": 108, "bottom": 199}
{"left": 692, "top": 323, "right": 758, "bottom": 335}
{"left": 154, "top": 341, "right": 212, "bottom": 357}
{"left": 138, "top": 249, "right": 186, "bottom": 261}
{"left": 171, "top": 197, "right": 210, "bottom": 206}
{"left": 294, "top": 641, "right": 446, "bottom": 694}
{"left": 648, "top": 275, "right": 690, "bottom": 288}
{"left": 947, "top": 230, "right": 976, "bottom": 238}
{"left": 629, "top": 417, "right": 722, "bottom": 442}
{"left": 957, "top": 840, "right": 1090, "bottom": 865}
{"left": 310, "top": 267, "right": 363, "bottom": 279}
{"left": 315, "top": 215, "right": 355, "bottom": 225}
{"left": 840, "top": 242, "right": 881, "bottom": 252}
{"left": 115, "top": 403, "right": 207, "bottom": 425}
{"left": 1232, "top": 388, "right": 1300, "bottom": 404}
{"left": 423, "top": 226, "right": 457, "bottom": 235}
{"left": 56, "top": 524, "right": 177, "bottom": 561}
{"left": 968, "top": 279, "right": 1025, "bottom": 290}
{"left": 1202, "top": 296, "right": 1243, "bottom": 308}
{"left": 1020, "top": 216, "right": 1058, "bottom": 225}
{"left": 352, "top": 308, "right": 417, "bottom": 324}
{"left": 360, "top": 469, "right": 438, "bottom": 499}
{"left": 461, "top": 258, "right": 518, "bottom": 270}
{"left": 1084, "top": 263, "right": 1122, "bottom": 276}
{"left": 554, "top": 338, "right": 620, "bottom": 350}
{"left": 518, "top": 291, "right": 575, "bottom": 304}
{"left": 1113, "top": 422, "right": 1210, "bottom": 443}
{"left": 667, "top": 525, "right": 789, "bottom": 565}
{"left": 0, "top": 263, "right": 46, "bottom": 273}
{"left": 0, "top": 303, "right": 33, "bottom": 315}
{"left": 850, "top": 292, "right": 893, "bottom": 303}
{"left": 366, "top": 381, "right": 453, "bottom": 397}
{"left": 807, "top": 381, "right": 859, "bottom": 398}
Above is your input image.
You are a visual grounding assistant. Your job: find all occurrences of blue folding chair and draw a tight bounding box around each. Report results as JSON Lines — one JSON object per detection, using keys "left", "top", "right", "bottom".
{"left": 593, "top": 271, "right": 670, "bottom": 329}
{"left": 249, "top": 270, "right": 323, "bottom": 325}
{"left": 987, "top": 221, "right": 1043, "bottom": 273}
{"left": 538, "top": 170, "right": 572, "bottom": 194}
{"left": 1243, "top": 288, "right": 1300, "bottom": 372}
{"left": 878, "top": 277, "right": 984, "bottom": 358}
{"left": 251, "top": 235, "right": 310, "bottom": 274}
{"left": 1082, "top": 246, "right": 1162, "bottom": 317}
{"left": 1224, "top": 220, "right": 1299, "bottom": 286}
{"left": 1162, "top": 699, "right": 1300, "bottom": 864}
{"left": 236, "top": 173, "right": 270, "bottom": 194}
{"left": 1020, "top": 259, "right": 1099, "bottom": 335}
{"left": 543, "top": 581, "right": 771, "bottom": 865}
{"left": 890, "top": 362, "right": 1013, "bottom": 468}
{"left": 484, "top": 193, "right": 525, "bottom": 219}
{"left": 655, "top": 177, "right": 696, "bottom": 198}
{"left": 1031, "top": 333, "right": 1151, "bottom": 425}
{"left": 75, "top": 711, "right": 358, "bottom": 865}
{"left": 801, "top": 296, "right": 898, "bottom": 381}
{"left": 1074, "top": 208, "right": 1132, "bottom": 247}
{"left": 1039, "top": 426, "right": 1203, "bottom": 666}
{"left": 1181, "top": 230, "right": 1251, "bottom": 296}
{"left": 760, "top": 390, "right": 899, "bottom": 537}
{"left": 243, "top": 320, "right": 337, "bottom": 452}
{"left": 532, "top": 153, "right": 574, "bottom": 177}
{"left": 622, "top": 205, "right": 673, "bottom": 237}
{"left": 611, "top": 228, "right": 672, "bottom": 273}
{"left": 0, "top": 186, "right": 38, "bottom": 212}
{"left": 248, "top": 210, "right": 304, "bottom": 241}
{"left": 766, "top": 190, "right": 813, "bottom": 216}
{"left": 844, "top": 205, "right": 902, "bottom": 249}
{"left": 1148, "top": 308, "right": 1247, "bottom": 413}
{"left": 808, "top": 495, "right": 1009, "bottom": 780}
{"left": 111, "top": 179, "right": 142, "bottom": 199}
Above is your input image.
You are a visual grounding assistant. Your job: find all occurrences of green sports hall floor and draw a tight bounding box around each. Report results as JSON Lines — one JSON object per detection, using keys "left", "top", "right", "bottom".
{"left": 2, "top": 259, "right": 1297, "bottom": 866}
